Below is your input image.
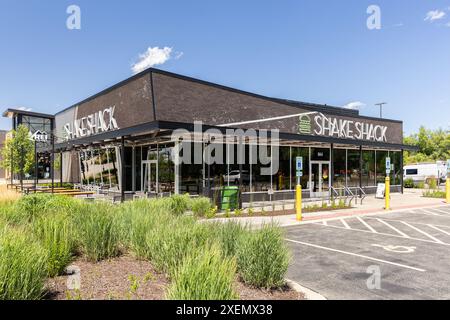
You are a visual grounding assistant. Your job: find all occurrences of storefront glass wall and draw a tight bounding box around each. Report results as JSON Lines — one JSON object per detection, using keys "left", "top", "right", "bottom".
{"left": 84, "top": 140, "right": 403, "bottom": 196}
{"left": 332, "top": 149, "right": 346, "bottom": 188}
{"left": 362, "top": 150, "right": 376, "bottom": 187}
{"left": 375, "top": 151, "right": 388, "bottom": 183}
{"left": 347, "top": 149, "right": 360, "bottom": 187}
{"left": 291, "top": 147, "right": 310, "bottom": 189}
{"left": 79, "top": 148, "right": 119, "bottom": 188}
{"left": 391, "top": 151, "right": 402, "bottom": 185}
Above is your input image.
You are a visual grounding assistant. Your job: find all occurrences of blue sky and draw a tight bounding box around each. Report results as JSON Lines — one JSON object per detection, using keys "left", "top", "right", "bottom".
{"left": 0, "top": 0, "right": 449, "bottom": 135}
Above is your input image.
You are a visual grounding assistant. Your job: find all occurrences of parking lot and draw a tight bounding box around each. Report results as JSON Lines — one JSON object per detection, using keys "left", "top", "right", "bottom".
{"left": 285, "top": 204, "right": 450, "bottom": 300}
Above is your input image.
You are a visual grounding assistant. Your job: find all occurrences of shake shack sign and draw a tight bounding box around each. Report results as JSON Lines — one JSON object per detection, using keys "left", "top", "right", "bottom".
{"left": 63, "top": 106, "right": 119, "bottom": 140}
{"left": 299, "top": 113, "right": 388, "bottom": 142}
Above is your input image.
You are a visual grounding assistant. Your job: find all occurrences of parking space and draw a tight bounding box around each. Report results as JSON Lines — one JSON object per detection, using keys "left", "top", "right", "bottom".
{"left": 285, "top": 205, "right": 450, "bottom": 300}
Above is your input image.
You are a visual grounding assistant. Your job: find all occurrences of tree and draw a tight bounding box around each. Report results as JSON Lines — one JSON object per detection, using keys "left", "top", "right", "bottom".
{"left": 0, "top": 125, "right": 35, "bottom": 188}
{"left": 404, "top": 126, "right": 450, "bottom": 164}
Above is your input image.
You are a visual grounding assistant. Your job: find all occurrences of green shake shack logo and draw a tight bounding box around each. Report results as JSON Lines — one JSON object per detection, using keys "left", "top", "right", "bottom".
{"left": 298, "top": 115, "right": 312, "bottom": 134}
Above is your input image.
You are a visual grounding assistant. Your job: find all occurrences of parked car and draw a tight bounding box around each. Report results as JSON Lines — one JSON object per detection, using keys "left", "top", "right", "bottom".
{"left": 223, "top": 170, "right": 251, "bottom": 184}
{"left": 403, "top": 161, "right": 447, "bottom": 184}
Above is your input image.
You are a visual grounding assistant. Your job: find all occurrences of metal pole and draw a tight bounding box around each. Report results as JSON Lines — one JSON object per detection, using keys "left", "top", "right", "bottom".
{"left": 34, "top": 139, "right": 38, "bottom": 193}
{"left": 330, "top": 143, "right": 334, "bottom": 192}
{"left": 375, "top": 102, "right": 387, "bottom": 119}
{"left": 359, "top": 145, "right": 363, "bottom": 197}
{"left": 51, "top": 133, "right": 55, "bottom": 194}
{"left": 400, "top": 149, "right": 404, "bottom": 194}
{"left": 60, "top": 152, "right": 63, "bottom": 187}
{"left": 121, "top": 136, "right": 125, "bottom": 203}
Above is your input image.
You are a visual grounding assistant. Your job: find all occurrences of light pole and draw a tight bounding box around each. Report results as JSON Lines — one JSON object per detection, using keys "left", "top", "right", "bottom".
{"left": 375, "top": 102, "right": 387, "bottom": 118}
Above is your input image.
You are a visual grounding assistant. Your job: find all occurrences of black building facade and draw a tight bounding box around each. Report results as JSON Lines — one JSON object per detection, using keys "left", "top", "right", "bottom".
{"left": 3, "top": 68, "right": 417, "bottom": 201}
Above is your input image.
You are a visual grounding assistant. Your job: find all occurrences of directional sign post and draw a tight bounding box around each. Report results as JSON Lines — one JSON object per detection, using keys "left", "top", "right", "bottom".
{"left": 296, "top": 157, "right": 303, "bottom": 171}
{"left": 385, "top": 157, "right": 391, "bottom": 210}
{"left": 295, "top": 157, "right": 303, "bottom": 221}
{"left": 385, "top": 157, "right": 391, "bottom": 175}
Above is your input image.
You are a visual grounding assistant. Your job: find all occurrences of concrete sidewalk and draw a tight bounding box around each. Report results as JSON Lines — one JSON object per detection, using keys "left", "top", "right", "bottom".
{"left": 209, "top": 189, "right": 448, "bottom": 228}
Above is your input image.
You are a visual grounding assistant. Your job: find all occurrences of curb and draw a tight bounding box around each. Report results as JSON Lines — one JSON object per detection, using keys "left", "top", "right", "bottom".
{"left": 285, "top": 279, "right": 327, "bottom": 300}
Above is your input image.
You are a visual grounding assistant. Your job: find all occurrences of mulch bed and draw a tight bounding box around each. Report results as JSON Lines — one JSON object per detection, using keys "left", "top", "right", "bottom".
{"left": 45, "top": 255, "right": 303, "bottom": 300}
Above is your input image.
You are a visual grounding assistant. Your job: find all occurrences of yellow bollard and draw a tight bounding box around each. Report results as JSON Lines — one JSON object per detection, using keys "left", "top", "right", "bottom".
{"left": 296, "top": 184, "right": 302, "bottom": 221}
{"left": 385, "top": 176, "right": 390, "bottom": 210}
{"left": 446, "top": 178, "right": 450, "bottom": 204}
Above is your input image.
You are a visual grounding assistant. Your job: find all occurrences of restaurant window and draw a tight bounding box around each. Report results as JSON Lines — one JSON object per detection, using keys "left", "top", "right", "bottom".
{"left": 158, "top": 144, "right": 175, "bottom": 193}
{"left": 347, "top": 149, "right": 360, "bottom": 187}
{"left": 181, "top": 142, "right": 204, "bottom": 195}
{"left": 332, "top": 149, "right": 346, "bottom": 188}
{"left": 274, "top": 146, "right": 290, "bottom": 191}
{"left": 391, "top": 151, "right": 402, "bottom": 185}
{"left": 291, "top": 147, "right": 309, "bottom": 190}
{"left": 362, "top": 150, "right": 376, "bottom": 187}
{"left": 376, "top": 151, "right": 388, "bottom": 183}
{"left": 252, "top": 145, "right": 272, "bottom": 192}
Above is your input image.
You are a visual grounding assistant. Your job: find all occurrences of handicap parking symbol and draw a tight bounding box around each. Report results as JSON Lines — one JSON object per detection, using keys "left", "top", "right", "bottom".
{"left": 372, "top": 244, "right": 416, "bottom": 253}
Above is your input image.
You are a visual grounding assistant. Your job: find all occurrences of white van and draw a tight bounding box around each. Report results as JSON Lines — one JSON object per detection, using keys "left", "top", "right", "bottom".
{"left": 403, "top": 161, "right": 447, "bottom": 183}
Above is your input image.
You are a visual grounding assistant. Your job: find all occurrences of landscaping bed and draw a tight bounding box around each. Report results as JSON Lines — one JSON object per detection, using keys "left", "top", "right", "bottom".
{"left": 46, "top": 255, "right": 301, "bottom": 300}
{"left": 0, "top": 193, "right": 300, "bottom": 300}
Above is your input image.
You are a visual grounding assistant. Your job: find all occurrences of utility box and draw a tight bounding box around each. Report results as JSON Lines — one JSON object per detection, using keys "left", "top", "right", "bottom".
{"left": 221, "top": 186, "right": 239, "bottom": 211}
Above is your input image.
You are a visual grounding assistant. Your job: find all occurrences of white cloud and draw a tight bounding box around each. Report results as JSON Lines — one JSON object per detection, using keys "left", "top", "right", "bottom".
{"left": 16, "top": 106, "right": 32, "bottom": 112}
{"left": 424, "top": 10, "right": 446, "bottom": 22}
{"left": 131, "top": 46, "right": 183, "bottom": 74}
{"left": 342, "top": 101, "right": 365, "bottom": 110}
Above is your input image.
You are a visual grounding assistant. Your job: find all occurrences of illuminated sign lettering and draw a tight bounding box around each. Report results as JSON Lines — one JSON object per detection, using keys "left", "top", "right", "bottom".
{"left": 63, "top": 106, "right": 119, "bottom": 140}
{"left": 300, "top": 114, "right": 388, "bottom": 142}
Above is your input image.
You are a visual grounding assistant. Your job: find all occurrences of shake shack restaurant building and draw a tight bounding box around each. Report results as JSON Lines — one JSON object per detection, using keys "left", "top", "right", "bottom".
{"left": 40, "top": 68, "right": 415, "bottom": 202}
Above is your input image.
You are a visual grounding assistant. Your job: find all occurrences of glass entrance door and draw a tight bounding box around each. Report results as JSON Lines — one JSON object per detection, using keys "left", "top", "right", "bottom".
{"left": 141, "top": 160, "right": 158, "bottom": 194}
{"left": 310, "top": 161, "right": 330, "bottom": 198}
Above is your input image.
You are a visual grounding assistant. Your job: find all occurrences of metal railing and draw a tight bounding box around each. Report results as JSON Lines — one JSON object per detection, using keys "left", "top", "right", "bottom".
{"left": 344, "top": 187, "right": 356, "bottom": 206}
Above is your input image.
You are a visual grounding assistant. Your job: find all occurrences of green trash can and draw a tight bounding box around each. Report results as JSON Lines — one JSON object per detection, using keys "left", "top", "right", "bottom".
{"left": 221, "top": 186, "right": 239, "bottom": 211}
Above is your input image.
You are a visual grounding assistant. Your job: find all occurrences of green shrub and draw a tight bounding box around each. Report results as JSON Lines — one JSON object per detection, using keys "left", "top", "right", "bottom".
{"left": 415, "top": 181, "right": 425, "bottom": 189}
{"left": 72, "top": 203, "right": 121, "bottom": 262}
{"left": 423, "top": 190, "right": 446, "bottom": 199}
{"left": 404, "top": 178, "right": 414, "bottom": 188}
{"left": 0, "top": 228, "right": 48, "bottom": 300}
{"left": 191, "top": 197, "right": 212, "bottom": 217}
{"left": 11, "top": 194, "right": 79, "bottom": 224}
{"left": 145, "top": 216, "right": 212, "bottom": 276}
{"left": 32, "top": 213, "right": 75, "bottom": 277}
{"left": 213, "top": 221, "right": 247, "bottom": 258}
{"left": 428, "top": 178, "right": 438, "bottom": 190}
{"left": 168, "top": 194, "right": 191, "bottom": 216}
{"left": 236, "top": 224, "right": 290, "bottom": 289}
{"left": 166, "top": 245, "right": 238, "bottom": 300}
{"left": 129, "top": 209, "right": 172, "bottom": 259}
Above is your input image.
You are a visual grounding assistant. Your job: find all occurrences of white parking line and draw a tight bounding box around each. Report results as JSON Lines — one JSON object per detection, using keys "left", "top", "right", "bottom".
{"left": 377, "top": 219, "right": 410, "bottom": 238}
{"left": 340, "top": 219, "right": 351, "bottom": 229}
{"left": 427, "top": 225, "right": 450, "bottom": 236}
{"left": 366, "top": 217, "right": 450, "bottom": 231}
{"left": 429, "top": 208, "right": 450, "bottom": 215}
{"left": 400, "top": 221, "right": 444, "bottom": 244}
{"left": 422, "top": 209, "right": 447, "bottom": 216}
{"left": 312, "top": 220, "right": 450, "bottom": 246}
{"left": 285, "top": 238, "right": 426, "bottom": 272}
{"left": 357, "top": 217, "right": 377, "bottom": 233}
